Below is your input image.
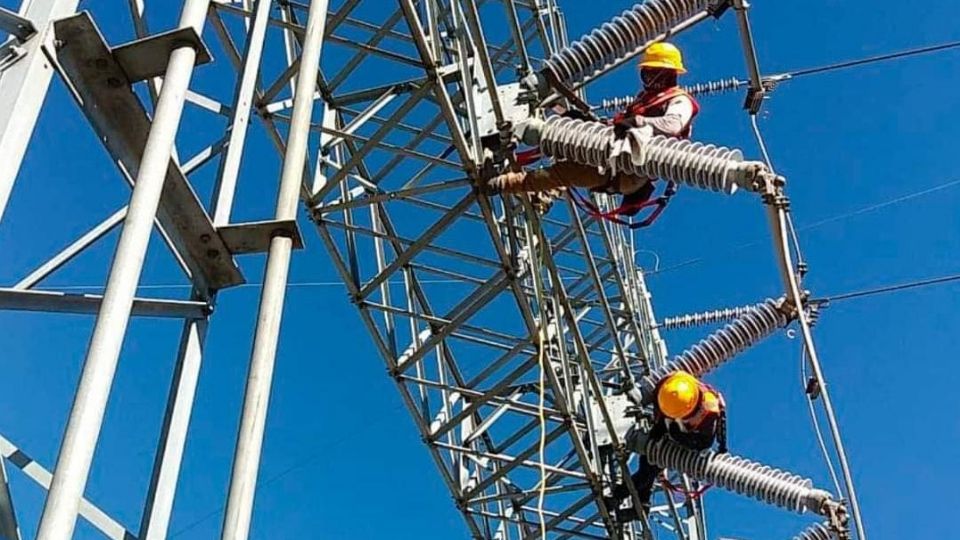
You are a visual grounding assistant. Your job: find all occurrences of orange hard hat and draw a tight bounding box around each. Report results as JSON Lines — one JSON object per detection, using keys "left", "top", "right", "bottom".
{"left": 657, "top": 371, "right": 701, "bottom": 419}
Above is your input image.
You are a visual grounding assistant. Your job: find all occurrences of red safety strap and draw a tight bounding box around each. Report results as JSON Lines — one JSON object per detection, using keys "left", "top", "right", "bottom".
{"left": 516, "top": 148, "right": 543, "bottom": 166}
{"left": 570, "top": 183, "right": 676, "bottom": 229}
{"left": 659, "top": 474, "right": 712, "bottom": 500}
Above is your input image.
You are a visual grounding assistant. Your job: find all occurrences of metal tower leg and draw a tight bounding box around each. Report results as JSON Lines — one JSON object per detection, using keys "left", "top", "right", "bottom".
{"left": 0, "top": 0, "right": 81, "bottom": 224}
{"left": 34, "top": 1, "right": 212, "bottom": 537}
{"left": 219, "top": 1, "right": 328, "bottom": 538}
{"left": 0, "top": 457, "right": 19, "bottom": 540}
{"left": 210, "top": 0, "right": 274, "bottom": 225}
{"left": 138, "top": 315, "right": 210, "bottom": 540}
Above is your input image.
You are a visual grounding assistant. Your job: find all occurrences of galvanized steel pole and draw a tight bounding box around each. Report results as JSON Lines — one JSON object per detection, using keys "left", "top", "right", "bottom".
{"left": 34, "top": 1, "right": 211, "bottom": 537}
{"left": 219, "top": 0, "right": 328, "bottom": 538}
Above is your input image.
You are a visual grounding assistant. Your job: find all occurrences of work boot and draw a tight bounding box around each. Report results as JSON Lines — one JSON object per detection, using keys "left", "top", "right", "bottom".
{"left": 603, "top": 495, "right": 648, "bottom": 523}
{"left": 482, "top": 170, "right": 528, "bottom": 195}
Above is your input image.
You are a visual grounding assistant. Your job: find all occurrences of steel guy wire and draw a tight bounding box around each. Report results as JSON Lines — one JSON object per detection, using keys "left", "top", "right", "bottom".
{"left": 40, "top": 268, "right": 960, "bottom": 306}
{"left": 170, "top": 403, "right": 404, "bottom": 538}
{"left": 39, "top": 176, "right": 960, "bottom": 294}
{"left": 647, "top": 176, "right": 960, "bottom": 277}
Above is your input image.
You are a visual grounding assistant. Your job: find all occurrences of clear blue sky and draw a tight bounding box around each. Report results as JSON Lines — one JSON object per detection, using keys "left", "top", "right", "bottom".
{"left": 1, "top": 0, "right": 959, "bottom": 538}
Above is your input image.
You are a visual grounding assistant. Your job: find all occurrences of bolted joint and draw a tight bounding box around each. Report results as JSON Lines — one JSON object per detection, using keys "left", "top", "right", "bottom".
{"left": 708, "top": 0, "right": 732, "bottom": 18}
{"left": 803, "top": 489, "right": 838, "bottom": 517}
{"left": 775, "top": 294, "right": 802, "bottom": 322}
{"left": 519, "top": 72, "right": 549, "bottom": 102}
{"left": 744, "top": 165, "right": 785, "bottom": 195}
{"left": 809, "top": 496, "right": 850, "bottom": 540}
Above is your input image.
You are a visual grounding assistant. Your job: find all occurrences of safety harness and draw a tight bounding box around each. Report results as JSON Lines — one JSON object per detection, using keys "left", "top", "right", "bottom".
{"left": 613, "top": 86, "right": 700, "bottom": 138}
{"left": 517, "top": 87, "right": 699, "bottom": 228}
{"left": 660, "top": 473, "right": 712, "bottom": 500}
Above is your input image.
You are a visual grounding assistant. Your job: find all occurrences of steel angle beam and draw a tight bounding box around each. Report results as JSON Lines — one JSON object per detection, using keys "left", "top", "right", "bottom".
{"left": 112, "top": 26, "right": 213, "bottom": 83}
{"left": 50, "top": 13, "right": 244, "bottom": 290}
{"left": 217, "top": 219, "right": 304, "bottom": 255}
{"left": 0, "top": 455, "right": 18, "bottom": 540}
{"left": 0, "top": 8, "right": 35, "bottom": 40}
{"left": 0, "top": 435, "right": 135, "bottom": 540}
{"left": 0, "top": 288, "right": 210, "bottom": 319}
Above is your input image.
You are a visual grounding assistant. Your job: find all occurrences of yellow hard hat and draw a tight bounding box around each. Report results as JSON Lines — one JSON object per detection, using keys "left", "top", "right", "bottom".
{"left": 639, "top": 42, "right": 687, "bottom": 74}
{"left": 657, "top": 371, "right": 701, "bottom": 419}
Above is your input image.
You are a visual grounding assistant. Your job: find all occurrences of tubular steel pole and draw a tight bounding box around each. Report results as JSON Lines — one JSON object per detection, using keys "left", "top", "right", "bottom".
{"left": 137, "top": 4, "right": 271, "bottom": 536}
{"left": 34, "top": 1, "right": 211, "bottom": 537}
{"left": 219, "top": 0, "right": 327, "bottom": 538}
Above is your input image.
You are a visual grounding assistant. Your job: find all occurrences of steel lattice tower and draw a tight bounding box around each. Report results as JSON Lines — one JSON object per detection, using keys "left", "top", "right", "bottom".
{"left": 0, "top": 1, "right": 861, "bottom": 539}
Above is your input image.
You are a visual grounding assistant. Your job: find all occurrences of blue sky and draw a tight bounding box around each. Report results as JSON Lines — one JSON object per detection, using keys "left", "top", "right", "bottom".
{"left": 2, "top": 0, "right": 959, "bottom": 539}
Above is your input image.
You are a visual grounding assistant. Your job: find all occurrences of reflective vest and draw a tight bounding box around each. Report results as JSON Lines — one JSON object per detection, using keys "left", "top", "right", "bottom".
{"left": 613, "top": 86, "right": 700, "bottom": 139}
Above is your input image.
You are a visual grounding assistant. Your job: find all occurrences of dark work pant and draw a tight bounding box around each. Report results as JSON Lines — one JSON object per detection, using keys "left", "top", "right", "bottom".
{"left": 613, "top": 454, "right": 659, "bottom": 509}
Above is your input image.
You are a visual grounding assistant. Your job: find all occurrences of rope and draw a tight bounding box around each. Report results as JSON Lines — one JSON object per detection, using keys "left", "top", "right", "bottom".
{"left": 521, "top": 197, "right": 550, "bottom": 539}
{"left": 537, "top": 326, "right": 547, "bottom": 539}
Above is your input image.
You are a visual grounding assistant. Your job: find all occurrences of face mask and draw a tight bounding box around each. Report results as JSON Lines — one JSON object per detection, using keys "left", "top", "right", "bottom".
{"left": 641, "top": 69, "right": 665, "bottom": 88}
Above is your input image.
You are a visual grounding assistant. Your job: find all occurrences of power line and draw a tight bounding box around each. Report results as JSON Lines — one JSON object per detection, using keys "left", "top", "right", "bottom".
{"left": 786, "top": 40, "right": 960, "bottom": 79}
{"left": 170, "top": 404, "right": 403, "bottom": 537}
{"left": 647, "top": 176, "right": 960, "bottom": 277}
{"left": 819, "top": 272, "right": 960, "bottom": 303}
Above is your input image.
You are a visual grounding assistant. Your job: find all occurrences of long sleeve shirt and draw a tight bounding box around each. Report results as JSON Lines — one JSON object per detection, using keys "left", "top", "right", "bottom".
{"left": 633, "top": 94, "right": 695, "bottom": 137}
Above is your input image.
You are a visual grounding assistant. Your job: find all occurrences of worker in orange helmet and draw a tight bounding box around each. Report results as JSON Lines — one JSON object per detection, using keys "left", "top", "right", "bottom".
{"left": 485, "top": 42, "right": 700, "bottom": 225}
{"left": 611, "top": 370, "right": 727, "bottom": 518}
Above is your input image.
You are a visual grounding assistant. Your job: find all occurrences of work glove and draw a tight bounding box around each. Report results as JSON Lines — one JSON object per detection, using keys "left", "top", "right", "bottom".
{"left": 613, "top": 115, "right": 641, "bottom": 139}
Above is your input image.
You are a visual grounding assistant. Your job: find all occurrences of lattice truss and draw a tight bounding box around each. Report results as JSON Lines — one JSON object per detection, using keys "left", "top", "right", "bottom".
{"left": 0, "top": 0, "right": 859, "bottom": 539}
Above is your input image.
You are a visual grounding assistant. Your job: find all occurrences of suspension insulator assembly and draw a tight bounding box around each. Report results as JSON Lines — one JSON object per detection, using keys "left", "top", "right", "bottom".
{"left": 660, "top": 304, "right": 756, "bottom": 330}
{"left": 683, "top": 76, "right": 747, "bottom": 97}
{"left": 597, "top": 95, "right": 636, "bottom": 113}
{"left": 598, "top": 78, "right": 746, "bottom": 113}
{"left": 542, "top": 0, "right": 715, "bottom": 86}
{"left": 793, "top": 522, "right": 833, "bottom": 540}
{"left": 637, "top": 298, "right": 789, "bottom": 399}
{"left": 534, "top": 116, "right": 764, "bottom": 193}
{"left": 645, "top": 438, "right": 840, "bottom": 515}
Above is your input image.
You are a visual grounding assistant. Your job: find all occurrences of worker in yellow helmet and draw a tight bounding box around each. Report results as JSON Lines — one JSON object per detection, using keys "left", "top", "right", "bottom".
{"left": 485, "top": 42, "right": 699, "bottom": 228}
{"left": 611, "top": 370, "right": 726, "bottom": 518}
{"left": 611, "top": 42, "right": 699, "bottom": 139}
